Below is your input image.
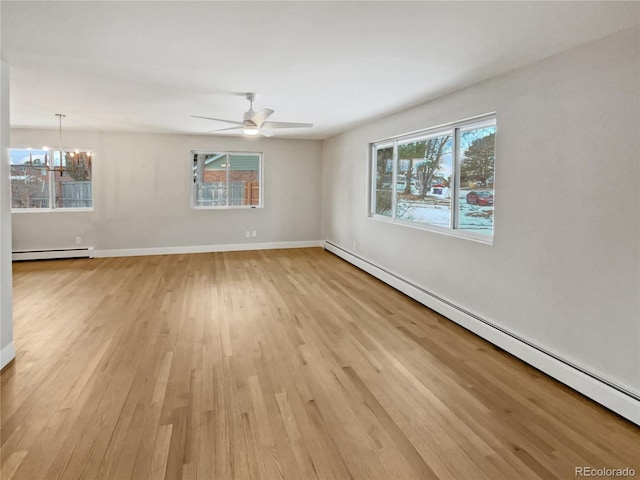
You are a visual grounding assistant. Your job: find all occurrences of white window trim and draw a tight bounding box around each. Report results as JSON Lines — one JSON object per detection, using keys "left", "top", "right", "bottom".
{"left": 369, "top": 113, "right": 496, "bottom": 243}
{"left": 190, "top": 150, "right": 264, "bottom": 209}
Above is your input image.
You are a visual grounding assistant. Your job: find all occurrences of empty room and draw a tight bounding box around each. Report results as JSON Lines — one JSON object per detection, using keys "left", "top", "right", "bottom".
{"left": 1, "top": 1, "right": 639, "bottom": 479}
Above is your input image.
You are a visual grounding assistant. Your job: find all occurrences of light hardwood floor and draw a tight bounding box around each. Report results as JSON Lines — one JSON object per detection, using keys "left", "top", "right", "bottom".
{"left": 2, "top": 248, "right": 638, "bottom": 480}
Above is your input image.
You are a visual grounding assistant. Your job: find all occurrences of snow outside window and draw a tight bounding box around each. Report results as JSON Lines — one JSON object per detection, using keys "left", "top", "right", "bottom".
{"left": 370, "top": 114, "right": 496, "bottom": 242}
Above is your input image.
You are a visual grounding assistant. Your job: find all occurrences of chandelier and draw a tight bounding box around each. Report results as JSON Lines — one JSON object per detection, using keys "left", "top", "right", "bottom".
{"left": 27, "top": 114, "right": 91, "bottom": 175}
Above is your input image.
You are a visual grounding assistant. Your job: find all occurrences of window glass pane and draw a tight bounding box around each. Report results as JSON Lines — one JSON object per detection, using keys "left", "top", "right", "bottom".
{"left": 374, "top": 145, "right": 393, "bottom": 217}
{"left": 228, "top": 154, "right": 260, "bottom": 206}
{"left": 458, "top": 125, "right": 496, "bottom": 235}
{"left": 10, "top": 149, "right": 50, "bottom": 208}
{"left": 396, "top": 133, "right": 453, "bottom": 227}
{"left": 193, "top": 152, "right": 228, "bottom": 207}
{"left": 54, "top": 150, "right": 93, "bottom": 208}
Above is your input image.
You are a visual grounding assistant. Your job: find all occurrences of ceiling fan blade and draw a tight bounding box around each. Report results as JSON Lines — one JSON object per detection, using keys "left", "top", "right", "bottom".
{"left": 261, "top": 121, "right": 313, "bottom": 129}
{"left": 192, "top": 115, "right": 244, "bottom": 126}
{"left": 250, "top": 108, "right": 274, "bottom": 127}
{"left": 260, "top": 129, "right": 274, "bottom": 137}
{"left": 213, "top": 126, "right": 244, "bottom": 132}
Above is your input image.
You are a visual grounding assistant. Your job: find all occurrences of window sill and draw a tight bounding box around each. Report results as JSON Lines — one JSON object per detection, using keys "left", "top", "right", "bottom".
{"left": 11, "top": 208, "right": 94, "bottom": 214}
{"left": 191, "top": 205, "right": 263, "bottom": 210}
{"left": 369, "top": 214, "right": 493, "bottom": 245}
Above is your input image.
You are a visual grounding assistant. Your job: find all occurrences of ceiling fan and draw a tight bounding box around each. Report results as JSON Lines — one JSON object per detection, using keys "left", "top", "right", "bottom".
{"left": 192, "top": 93, "right": 313, "bottom": 137}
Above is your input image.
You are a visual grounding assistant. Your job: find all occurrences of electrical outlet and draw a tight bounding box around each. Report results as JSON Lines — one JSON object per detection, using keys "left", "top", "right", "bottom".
{"left": 251, "top": 231, "right": 257, "bottom": 237}
{"left": 75, "top": 236, "right": 82, "bottom": 245}
{"left": 245, "top": 231, "right": 250, "bottom": 238}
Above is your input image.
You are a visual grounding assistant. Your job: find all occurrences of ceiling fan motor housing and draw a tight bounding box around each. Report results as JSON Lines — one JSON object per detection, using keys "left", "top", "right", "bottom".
{"left": 243, "top": 109, "right": 257, "bottom": 124}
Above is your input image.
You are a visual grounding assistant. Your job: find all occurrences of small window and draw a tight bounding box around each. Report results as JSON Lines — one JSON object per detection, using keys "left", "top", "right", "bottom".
{"left": 10, "top": 148, "right": 93, "bottom": 210}
{"left": 370, "top": 114, "right": 496, "bottom": 241}
{"left": 192, "top": 151, "right": 262, "bottom": 208}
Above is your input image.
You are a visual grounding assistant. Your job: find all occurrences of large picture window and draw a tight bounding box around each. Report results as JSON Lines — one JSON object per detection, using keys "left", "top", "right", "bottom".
{"left": 10, "top": 148, "right": 93, "bottom": 210}
{"left": 191, "top": 151, "right": 262, "bottom": 208}
{"left": 371, "top": 114, "right": 496, "bottom": 240}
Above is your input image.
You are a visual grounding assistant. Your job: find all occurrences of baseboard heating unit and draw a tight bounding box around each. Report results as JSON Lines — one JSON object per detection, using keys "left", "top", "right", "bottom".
{"left": 12, "top": 247, "right": 94, "bottom": 261}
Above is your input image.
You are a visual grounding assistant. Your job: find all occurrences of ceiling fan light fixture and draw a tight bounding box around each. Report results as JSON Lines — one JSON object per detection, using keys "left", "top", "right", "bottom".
{"left": 243, "top": 125, "right": 260, "bottom": 136}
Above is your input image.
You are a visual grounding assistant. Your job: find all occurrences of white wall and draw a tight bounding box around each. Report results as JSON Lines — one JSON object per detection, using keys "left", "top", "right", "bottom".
{"left": 11, "top": 131, "right": 322, "bottom": 253}
{"left": 1, "top": 58, "right": 15, "bottom": 368}
{"left": 322, "top": 27, "right": 640, "bottom": 396}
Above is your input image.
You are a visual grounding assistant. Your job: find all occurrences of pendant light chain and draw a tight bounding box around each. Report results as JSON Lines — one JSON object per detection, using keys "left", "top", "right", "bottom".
{"left": 56, "top": 113, "right": 65, "bottom": 176}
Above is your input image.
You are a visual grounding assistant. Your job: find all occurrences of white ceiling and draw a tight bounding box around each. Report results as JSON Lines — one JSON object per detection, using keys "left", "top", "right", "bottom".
{"left": 2, "top": 1, "right": 638, "bottom": 140}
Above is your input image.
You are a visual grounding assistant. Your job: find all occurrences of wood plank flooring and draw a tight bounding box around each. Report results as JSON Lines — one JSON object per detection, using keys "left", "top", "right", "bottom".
{"left": 2, "top": 248, "right": 638, "bottom": 479}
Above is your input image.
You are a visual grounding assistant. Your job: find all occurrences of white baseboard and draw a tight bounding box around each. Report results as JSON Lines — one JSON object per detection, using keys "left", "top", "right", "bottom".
{"left": 94, "top": 240, "right": 323, "bottom": 258}
{"left": 324, "top": 241, "right": 640, "bottom": 425}
{"left": 1, "top": 341, "right": 15, "bottom": 370}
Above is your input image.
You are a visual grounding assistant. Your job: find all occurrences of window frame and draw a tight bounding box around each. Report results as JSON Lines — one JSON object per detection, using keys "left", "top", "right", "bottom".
{"left": 190, "top": 150, "right": 264, "bottom": 210}
{"left": 369, "top": 113, "right": 496, "bottom": 243}
{"left": 10, "top": 146, "right": 95, "bottom": 213}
